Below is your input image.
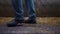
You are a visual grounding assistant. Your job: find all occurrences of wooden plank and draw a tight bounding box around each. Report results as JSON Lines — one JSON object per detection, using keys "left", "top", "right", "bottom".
{"left": 0, "top": 17, "right": 60, "bottom": 25}
{"left": 0, "top": 24, "right": 59, "bottom": 34}
{"left": 0, "top": 17, "right": 60, "bottom": 34}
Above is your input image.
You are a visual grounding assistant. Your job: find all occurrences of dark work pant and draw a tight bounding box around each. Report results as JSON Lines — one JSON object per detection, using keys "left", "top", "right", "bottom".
{"left": 12, "top": 0, "right": 36, "bottom": 21}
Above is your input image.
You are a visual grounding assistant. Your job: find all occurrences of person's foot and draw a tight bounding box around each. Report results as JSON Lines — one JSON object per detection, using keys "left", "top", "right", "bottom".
{"left": 25, "top": 20, "right": 36, "bottom": 24}
{"left": 7, "top": 20, "right": 24, "bottom": 27}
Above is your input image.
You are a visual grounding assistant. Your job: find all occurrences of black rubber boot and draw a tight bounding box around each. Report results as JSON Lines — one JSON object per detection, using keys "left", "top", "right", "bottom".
{"left": 7, "top": 19, "right": 24, "bottom": 27}
{"left": 7, "top": 20, "right": 18, "bottom": 27}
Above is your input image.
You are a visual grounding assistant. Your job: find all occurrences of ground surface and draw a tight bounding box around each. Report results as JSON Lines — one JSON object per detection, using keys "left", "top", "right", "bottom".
{"left": 0, "top": 17, "right": 60, "bottom": 34}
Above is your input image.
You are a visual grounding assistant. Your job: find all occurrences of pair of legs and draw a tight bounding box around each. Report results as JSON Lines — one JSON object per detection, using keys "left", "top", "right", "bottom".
{"left": 7, "top": 0, "right": 36, "bottom": 27}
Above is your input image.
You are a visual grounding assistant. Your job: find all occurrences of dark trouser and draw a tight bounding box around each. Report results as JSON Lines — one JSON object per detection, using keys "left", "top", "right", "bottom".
{"left": 12, "top": 0, "right": 36, "bottom": 21}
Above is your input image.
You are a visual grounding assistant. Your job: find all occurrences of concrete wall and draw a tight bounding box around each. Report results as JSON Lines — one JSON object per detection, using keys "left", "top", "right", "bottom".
{"left": 0, "top": 0, "right": 60, "bottom": 17}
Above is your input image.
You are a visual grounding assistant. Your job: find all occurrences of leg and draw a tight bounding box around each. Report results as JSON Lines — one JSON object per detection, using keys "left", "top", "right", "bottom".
{"left": 7, "top": 0, "right": 24, "bottom": 27}
{"left": 25, "top": 0, "right": 36, "bottom": 23}
{"left": 12, "top": 0, "right": 24, "bottom": 21}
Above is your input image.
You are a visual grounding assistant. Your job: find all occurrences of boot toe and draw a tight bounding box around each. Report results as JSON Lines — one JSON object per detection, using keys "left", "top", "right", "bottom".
{"left": 7, "top": 23, "right": 17, "bottom": 27}
{"left": 7, "top": 20, "right": 17, "bottom": 27}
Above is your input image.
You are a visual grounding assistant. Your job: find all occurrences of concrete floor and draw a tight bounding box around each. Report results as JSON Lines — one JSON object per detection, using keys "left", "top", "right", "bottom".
{"left": 0, "top": 17, "right": 60, "bottom": 34}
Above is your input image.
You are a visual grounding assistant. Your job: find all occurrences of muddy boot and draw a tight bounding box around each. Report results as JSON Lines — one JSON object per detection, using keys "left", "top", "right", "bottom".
{"left": 7, "top": 19, "right": 25, "bottom": 27}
